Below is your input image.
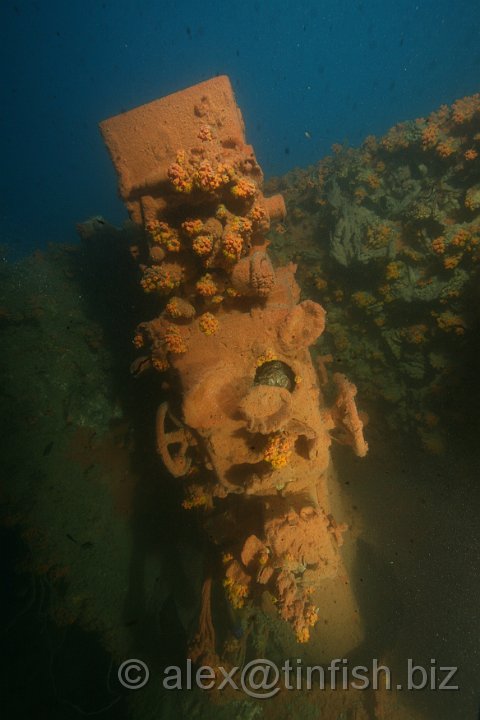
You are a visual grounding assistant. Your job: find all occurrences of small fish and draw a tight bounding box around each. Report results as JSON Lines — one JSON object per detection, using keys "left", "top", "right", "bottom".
{"left": 305, "top": 131, "right": 311, "bottom": 139}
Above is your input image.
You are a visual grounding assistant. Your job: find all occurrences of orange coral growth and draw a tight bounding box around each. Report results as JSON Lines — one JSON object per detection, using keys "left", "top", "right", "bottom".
{"left": 451, "top": 227, "right": 470, "bottom": 246}
{"left": 196, "top": 273, "right": 218, "bottom": 297}
{"left": 403, "top": 324, "right": 428, "bottom": 344}
{"left": 222, "top": 230, "right": 244, "bottom": 261}
{"left": 365, "top": 172, "right": 381, "bottom": 189}
{"left": 228, "top": 214, "right": 253, "bottom": 236}
{"left": 140, "top": 264, "right": 182, "bottom": 294}
{"left": 421, "top": 123, "right": 439, "bottom": 148}
{"left": 195, "top": 159, "right": 234, "bottom": 192}
{"left": 223, "top": 560, "right": 251, "bottom": 609}
{"left": 198, "top": 312, "right": 219, "bottom": 335}
{"left": 443, "top": 254, "right": 462, "bottom": 270}
{"left": 464, "top": 148, "right": 478, "bottom": 161}
{"left": 167, "top": 152, "right": 193, "bottom": 193}
{"left": 435, "top": 311, "right": 466, "bottom": 334}
{"left": 152, "top": 355, "right": 169, "bottom": 372}
{"left": 230, "top": 177, "right": 257, "bottom": 200}
{"left": 192, "top": 234, "right": 214, "bottom": 257}
{"left": 436, "top": 141, "right": 455, "bottom": 158}
{"left": 147, "top": 220, "right": 181, "bottom": 251}
{"left": 197, "top": 124, "right": 214, "bottom": 141}
{"left": 165, "top": 297, "right": 196, "bottom": 319}
{"left": 181, "top": 218, "right": 204, "bottom": 237}
{"left": 431, "top": 236, "right": 445, "bottom": 254}
{"left": 275, "top": 570, "right": 319, "bottom": 643}
{"left": 164, "top": 325, "right": 188, "bottom": 353}
{"left": 263, "top": 432, "right": 294, "bottom": 469}
{"left": 182, "top": 484, "right": 210, "bottom": 510}
{"left": 451, "top": 93, "right": 480, "bottom": 124}
{"left": 352, "top": 291, "right": 376, "bottom": 308}
{"left": 248, "top": 202, "right": 270, "bottom": 231}
{"left": 385, "top": 261, "right": 402, "bottom": 281}
{"left": 255, "top": 348, "right": 278, "bottom": 367}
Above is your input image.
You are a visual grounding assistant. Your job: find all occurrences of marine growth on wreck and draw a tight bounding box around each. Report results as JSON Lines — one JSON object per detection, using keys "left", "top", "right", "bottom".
{"left": 100, "top": 76, "right": 369, "bottom": 658}
{"left": 268, "top": 93, "right": 480, "bottom": 453}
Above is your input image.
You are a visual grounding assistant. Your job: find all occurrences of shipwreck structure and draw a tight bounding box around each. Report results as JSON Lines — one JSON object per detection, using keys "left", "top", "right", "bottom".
{"left": 100, "top": 76, "right": 368, "bottom": 663}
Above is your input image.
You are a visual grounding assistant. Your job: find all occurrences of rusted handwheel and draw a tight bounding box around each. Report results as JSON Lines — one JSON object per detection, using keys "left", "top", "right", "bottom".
{"left": 156, "top": 402, "right": 192, "bottom": 477}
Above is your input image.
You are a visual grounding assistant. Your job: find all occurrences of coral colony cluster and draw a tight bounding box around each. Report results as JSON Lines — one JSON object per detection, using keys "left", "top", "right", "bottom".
{"left": 100, "top": 77, "right": 367, "bottom": 660}
{"left": 271, "top": 93, "right": 480, "bottom": 453}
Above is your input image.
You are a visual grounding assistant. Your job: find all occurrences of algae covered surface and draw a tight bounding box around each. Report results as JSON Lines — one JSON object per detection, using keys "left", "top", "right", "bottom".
{"left": 268, "top": 94, "right": 480, "bottom": 454}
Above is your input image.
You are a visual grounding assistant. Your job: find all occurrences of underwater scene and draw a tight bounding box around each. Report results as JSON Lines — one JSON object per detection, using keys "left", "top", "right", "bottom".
{"left": 2, "top": 2, "right": 480, "bottom": 719}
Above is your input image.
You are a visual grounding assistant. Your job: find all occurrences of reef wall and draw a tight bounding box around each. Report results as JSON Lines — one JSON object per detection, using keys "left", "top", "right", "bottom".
{"left": 268, "top": 93, "right": 480, "bottom": 453}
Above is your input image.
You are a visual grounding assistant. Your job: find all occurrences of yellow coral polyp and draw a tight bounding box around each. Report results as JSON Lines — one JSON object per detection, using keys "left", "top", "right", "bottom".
{"left": 352, "top": 291, "right": 376, "bottom": 308}
{"left": 404, "top": 324, "right": 428, "bottom": 344}
{"left": 165, "top": 298, "right": 180, "bottom": 318}
{"left": 230, "top": 177, "right": 257, "bottom": 200}
{"left": 421, "top": 123, "right": 439, "bottom": 148}
{"left": 216, "top": 204, "right": 229, "bottom": 221}
{"left": 452, "top": 93, "right": 480, "bottom": 124}
{"left": 263, "top": 433, "right": 294, "bottom": 470}
{"left": 365, "top": 172, "right": 381, "bottom": 189}
{"left": 140, "top": 266, "right": 181, "bottom": 294}
{"left": 198, "top": 312, "right": 219, "bottom": 336}
{"left": 167, "top": 161, "right": 193, "bottom": 194}
{"left": 431, "top": 236, "right": 445, "bottom": 254}
{"left": 295, "top": 606, "right": 319, "bottom": 643}
{"left": 197, "top": 124, "right": 213, "bottom": 141}
{"left": 222, "top": 230, "right": 244, "bottom": 261}
{"left": 385, "top": 261, "right": 402, "bottom": 281}
{"left": 223, "top": 578, "right": 249, "bottom": 609}
{"left": 451, "top": 228, "right": 470, "bottom": 246}
{"left": 192, "top": 234, "right": 214, "bottom": 257}
{"left": 182, "top": 492, "right": 208, "bottom": 510}
{"left": 228, "top": 215, "right": 253, "bottom": 236}
{"left": 152, "top": 356, "right": 169, "bottom": 372}
{"left": 195, "top": 160, "right": 234, "bottom": 192}
{"left": 435, "top": 311, "right": 466, "bottom": 334}
{"left": 196, "top": 273, "right": 217, "bottom": 297}
{"left": 181, "top": 218, "right": 204, "bottom": 237}
{"left": 147, "top": 220, "right": 181, "bottom": 252}
{"left": 366, "top": 223, "right": 393, "bottom": 249}
{"left": 255, "top": 349, "right": 277, "bottom": 367}
{"left": 164, "top": 327, "right": 188, "bottom": 354}
{"left": 248, "top": 203, "right": 269, "bottom": 230}
{"left": 436, "top": 141, "right": 455, "bottom": 158}
{"left": 443, "top": 254, "right": 462, "bottom": 270}
{"left": 296, "top": 627, "right": 310, "bottom": 643}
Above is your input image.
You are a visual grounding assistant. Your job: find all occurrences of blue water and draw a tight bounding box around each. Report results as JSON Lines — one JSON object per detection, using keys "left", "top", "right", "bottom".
{"left": 1, "top": 0, "right": 480, "bottom": 256}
